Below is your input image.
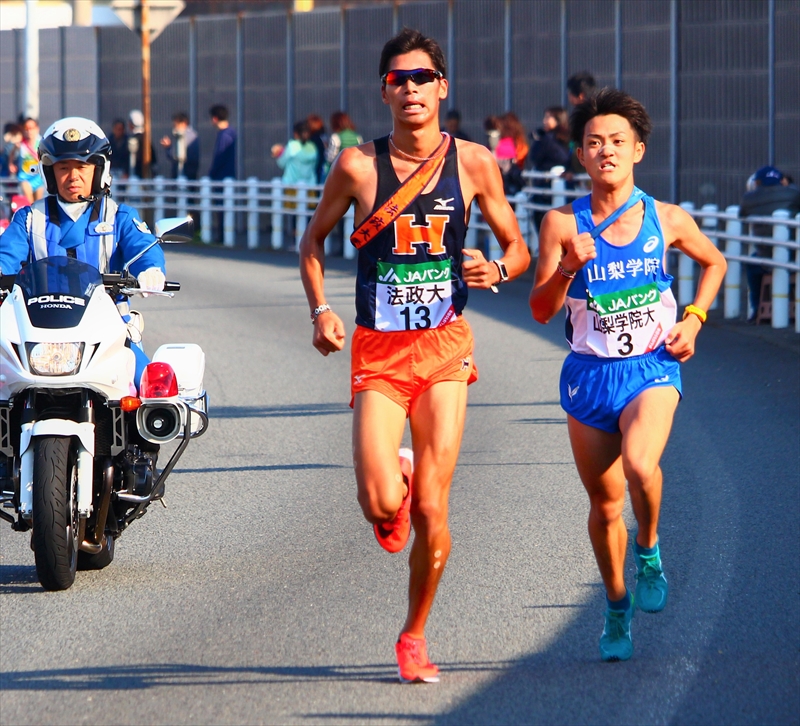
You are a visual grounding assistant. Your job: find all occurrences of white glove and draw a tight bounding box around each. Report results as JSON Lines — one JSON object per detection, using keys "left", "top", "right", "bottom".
{"left": 137, "top": 267, "right": 166, "bottom": 297}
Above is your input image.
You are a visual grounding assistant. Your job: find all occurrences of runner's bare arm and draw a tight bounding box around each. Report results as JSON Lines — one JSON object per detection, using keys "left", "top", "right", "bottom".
{"left": 658, "top": 202, "right": 727, "bottom": 362}
{"left": 529, "top": 205, "right": 597, "bottom": 323}
{"left": 299, "top": 146, "right": 372, "bottom": 355}
{"left": 457, "top": 142, "right": 530, "bottom": 288}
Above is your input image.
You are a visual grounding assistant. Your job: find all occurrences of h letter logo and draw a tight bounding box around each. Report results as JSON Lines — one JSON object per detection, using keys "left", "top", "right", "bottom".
{"left": 392, "top": 214, "right": 449, "bottom": 256}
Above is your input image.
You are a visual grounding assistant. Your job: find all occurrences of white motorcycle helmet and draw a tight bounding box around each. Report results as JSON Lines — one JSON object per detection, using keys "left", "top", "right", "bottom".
{"left": 38, "top": 117, "right": 113, "bottom": 196}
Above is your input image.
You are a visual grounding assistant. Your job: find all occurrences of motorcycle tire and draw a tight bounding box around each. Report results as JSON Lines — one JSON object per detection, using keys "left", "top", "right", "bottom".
{"left": 77, "top": 533, "right": 115, "bottom": 570}
{"left": 31, "top": 436, "right": 79, "bottom": 591}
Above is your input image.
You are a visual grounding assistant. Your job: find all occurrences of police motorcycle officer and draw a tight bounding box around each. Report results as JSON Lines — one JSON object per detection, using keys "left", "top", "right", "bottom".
{"left": 0, "top": 116, "right": 166, "bottom": 387}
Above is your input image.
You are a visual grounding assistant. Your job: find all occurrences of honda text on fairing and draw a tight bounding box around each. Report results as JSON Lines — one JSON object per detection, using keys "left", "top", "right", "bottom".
{"left": 0, "top": 217, "right": 208, "bottom": 590}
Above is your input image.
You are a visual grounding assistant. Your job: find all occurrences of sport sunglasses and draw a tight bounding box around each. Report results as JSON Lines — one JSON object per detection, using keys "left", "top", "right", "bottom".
{"left": 381, "top": 68, "right": 443, "bottom": 86}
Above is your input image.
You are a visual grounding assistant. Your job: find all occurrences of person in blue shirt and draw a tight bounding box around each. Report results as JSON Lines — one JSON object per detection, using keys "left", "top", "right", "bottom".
{"left": 208, "top": 104, "right": 236, "bottom": 181}
{"left": 207, "top": 105, "right": 236, "bottom": 241}
{"left": 0, "top": 116, "right": 166, "bottom": 387}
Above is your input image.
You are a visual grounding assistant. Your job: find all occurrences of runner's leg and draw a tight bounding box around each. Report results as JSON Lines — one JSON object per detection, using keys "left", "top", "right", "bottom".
{"left": 619, "top": 385, "right": 680, "bottom": 548}
{"left": 567, "top": 416, "right": 627, "bottom": 601}
{"left": 402, "top": 379, "right": 468, "bottom": 637}
{"left": 353, "top": 390, "right": 408, "bottom": 523}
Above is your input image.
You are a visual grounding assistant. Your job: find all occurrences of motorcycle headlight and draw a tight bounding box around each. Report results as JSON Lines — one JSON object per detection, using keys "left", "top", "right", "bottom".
{"left": 26, "top": 342, "right": 84, "bottom": 376}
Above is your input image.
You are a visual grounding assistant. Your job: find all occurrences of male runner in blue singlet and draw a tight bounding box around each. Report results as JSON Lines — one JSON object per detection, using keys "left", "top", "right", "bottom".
{"left": 299, "top": 29, "right": 529, "bottom": 682}
{"left": 530, "top": 89, "right": 726, "bottom": 661}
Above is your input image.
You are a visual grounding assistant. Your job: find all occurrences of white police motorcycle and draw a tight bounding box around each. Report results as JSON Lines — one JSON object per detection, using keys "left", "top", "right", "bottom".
{"left": 0, "top": 217, "right": 208, "bottom": 590}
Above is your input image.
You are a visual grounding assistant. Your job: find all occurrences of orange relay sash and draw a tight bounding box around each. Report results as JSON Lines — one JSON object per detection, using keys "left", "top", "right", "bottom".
{"left": 350, "top": 134, "right": 452, "bottom": 250}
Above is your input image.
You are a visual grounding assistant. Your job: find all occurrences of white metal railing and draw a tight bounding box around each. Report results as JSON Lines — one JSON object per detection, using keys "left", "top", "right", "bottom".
{"left": 1, "top": 173, "right": 797, "bottom": 332}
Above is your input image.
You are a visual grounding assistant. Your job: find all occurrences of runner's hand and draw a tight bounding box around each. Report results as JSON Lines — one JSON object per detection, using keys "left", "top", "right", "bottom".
{"left": 665, "top": 316, "right": 701, "bottom": 362}
{"left": 462, "top": 248, "right": 499, "bottom": 289}
{"left": 561, "top": 232, "right": 597, "bottom": 272}
{"left": 313, "top": 311, "right": 345, "bottom": 356}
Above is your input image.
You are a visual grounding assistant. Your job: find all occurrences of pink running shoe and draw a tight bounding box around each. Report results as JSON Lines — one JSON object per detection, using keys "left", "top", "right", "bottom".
{"left": 373, "top": 448, "right": 413, "bottom": 554}
{"left": 395, "top": 633, "right": 440, "bottom": 683}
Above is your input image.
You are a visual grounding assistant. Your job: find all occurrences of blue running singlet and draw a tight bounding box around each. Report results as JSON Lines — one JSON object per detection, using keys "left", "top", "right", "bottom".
{"left": 564, "top": 188, "right": 677, "bottom": 358}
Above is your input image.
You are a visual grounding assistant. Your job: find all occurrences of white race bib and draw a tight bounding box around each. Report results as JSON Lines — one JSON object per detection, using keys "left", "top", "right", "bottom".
{"left": 374, "top": 259, "right": 455, "bottom": 331}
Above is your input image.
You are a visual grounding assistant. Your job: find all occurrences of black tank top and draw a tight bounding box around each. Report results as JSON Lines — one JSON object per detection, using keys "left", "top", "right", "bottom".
{"left": 354, "top": 135, "right": 469, "bottom": 331}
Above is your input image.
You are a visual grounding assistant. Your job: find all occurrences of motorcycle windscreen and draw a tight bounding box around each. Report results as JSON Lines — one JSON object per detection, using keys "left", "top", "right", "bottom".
{"left": 17, "top": 257, "right": 102, "bottom": 329}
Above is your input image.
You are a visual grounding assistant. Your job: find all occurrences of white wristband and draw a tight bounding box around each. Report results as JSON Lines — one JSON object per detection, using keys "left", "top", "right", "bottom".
{"left": 310, "top": 304, "right": 332, "bottom": 323}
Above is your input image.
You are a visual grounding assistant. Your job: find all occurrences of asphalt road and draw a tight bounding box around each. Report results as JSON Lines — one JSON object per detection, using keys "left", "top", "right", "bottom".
{"left": 1, "top": 246, "right": 797, "bottom": 726}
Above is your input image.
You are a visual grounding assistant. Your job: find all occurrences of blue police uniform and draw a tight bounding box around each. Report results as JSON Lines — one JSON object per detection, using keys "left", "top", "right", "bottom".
{"left": 0, "top": 195, "right": 166, "bottom": 386}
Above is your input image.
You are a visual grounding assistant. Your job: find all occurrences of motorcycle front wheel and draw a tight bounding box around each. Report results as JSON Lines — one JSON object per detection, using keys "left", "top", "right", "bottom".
{"left": 32, "top": 436, "right": 79, "bottom": 590}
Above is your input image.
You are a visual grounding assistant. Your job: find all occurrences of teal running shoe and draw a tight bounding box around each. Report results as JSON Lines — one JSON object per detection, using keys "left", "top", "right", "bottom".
{"left": 599, "top": 597, "right": 634, "bottom": 662}
{"left": 634, "top": 542, "right": 669, "bottom": 613}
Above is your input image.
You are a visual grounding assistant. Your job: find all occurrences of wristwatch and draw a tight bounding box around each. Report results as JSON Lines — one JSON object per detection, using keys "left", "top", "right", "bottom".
{"left": 493, "top": 260, "right": 509, "bottom": 284}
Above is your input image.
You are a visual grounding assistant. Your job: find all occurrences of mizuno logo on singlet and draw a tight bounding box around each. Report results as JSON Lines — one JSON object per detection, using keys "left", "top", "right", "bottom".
{"left": 433, "top": 197, "right": 455, "bottom": 211}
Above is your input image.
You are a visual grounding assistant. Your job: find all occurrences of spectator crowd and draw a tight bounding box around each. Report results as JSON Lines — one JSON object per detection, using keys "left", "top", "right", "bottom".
{"left": 2, "top": 70, "right": 797, "bottom": 282}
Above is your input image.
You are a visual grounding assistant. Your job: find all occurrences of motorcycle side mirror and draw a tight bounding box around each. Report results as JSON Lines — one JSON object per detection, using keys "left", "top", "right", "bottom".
{"left": 122, "top": 216, "right": 194, "bottom": 276}
{"left": 155, "top": 216, "right": 194, "bottom": 243}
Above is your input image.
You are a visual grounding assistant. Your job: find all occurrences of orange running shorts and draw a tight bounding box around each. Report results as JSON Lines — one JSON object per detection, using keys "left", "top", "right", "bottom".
{"left": 350, "top": 315, "right": 478, "bottom": 413}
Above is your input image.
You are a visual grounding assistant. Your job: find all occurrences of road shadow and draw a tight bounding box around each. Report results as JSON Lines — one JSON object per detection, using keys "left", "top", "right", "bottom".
{"left": 211, "top": 403, "right": 351, "bottom": 419}
{"left": 0, "top": 659, "right": 515, "bottom": 691}
{"left": 176, "top": 463, "right": 350, "bottom": 474}
{"left": 0, "top": 564, "right": 41, "bottom": 594}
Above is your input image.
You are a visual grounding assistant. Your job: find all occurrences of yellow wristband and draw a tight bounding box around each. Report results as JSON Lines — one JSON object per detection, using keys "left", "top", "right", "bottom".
{"left": 683, "top": 304, "right": 707, "bottom": 324}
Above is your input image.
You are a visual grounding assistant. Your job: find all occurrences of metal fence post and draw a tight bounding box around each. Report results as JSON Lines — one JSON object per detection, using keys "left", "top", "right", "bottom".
{"left": 343, "top": 203, "right": 356, "bottom": 260}
{"left": 271, "top": 178, "right": 283, "bottom": 250}
{"left": 552, "top": 175, "right": 567, "bottom": 208}
{"left": 176, "top": 175, "right": 187, "bottom": 218}
{"left": 795, "top": 213, "right": 800, "bottom": 334}
{"left": 153, "top": 176, "right": 165, "bottom": 221}
{"left": 701, "top": 204, "right": 719, "bottom": 309}
{"left": 296, "top": 185, "right": 308, "bottom": 252}
{"left": 200, "top": 176, "right": 211, "bottom": 244}
{"left": 487, "top": 206, "right": 501, "bottom": 261}
{"left": 678, "top": 202, "right": 696, "bottom": 305}
{"left": 247, "top": 176, "right": 259, "bottom": 249}
{"left": 465, "top": 202, "right": 479, "bottom": 251}
{"left": 770, "top": 209, "right": 790, "bottom": 329}
{"left": 723, "top": 205, "right": 742, "bottom": 319}
{"left": 223, "top": 177, "right": 235, "bottom": 247}
{"left": 513, "top": 190, "right": 531, "bottom": 255}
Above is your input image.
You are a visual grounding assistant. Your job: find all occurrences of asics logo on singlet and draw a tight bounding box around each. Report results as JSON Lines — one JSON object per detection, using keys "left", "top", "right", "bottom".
{"left": 433, "top": 197, "right": 455, "bottom": 211}
{"left": 643, "top": 236, "right": 659, "bottom": 253}
{"left": 568, "top": 384, "right": 580, "bottom": 401}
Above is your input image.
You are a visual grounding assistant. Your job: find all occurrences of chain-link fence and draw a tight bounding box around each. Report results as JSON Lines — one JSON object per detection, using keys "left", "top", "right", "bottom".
{"left": 0, "top": 0, "right": 798, "bottom": 209}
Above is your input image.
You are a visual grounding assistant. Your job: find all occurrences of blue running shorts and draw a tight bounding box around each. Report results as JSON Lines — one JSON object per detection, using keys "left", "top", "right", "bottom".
{"left": 560, "top": 346, "right": 682, "bottom": 433}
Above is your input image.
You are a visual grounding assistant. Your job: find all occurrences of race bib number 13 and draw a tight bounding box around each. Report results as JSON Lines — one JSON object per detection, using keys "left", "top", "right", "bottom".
{"left": 375, "top": 259, "right": 454, "bottom": 331}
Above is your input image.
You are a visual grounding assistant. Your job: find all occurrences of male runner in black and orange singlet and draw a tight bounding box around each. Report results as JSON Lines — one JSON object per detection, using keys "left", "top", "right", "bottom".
{"left": 299, "top": 29, "right": 529, "bottom": 683}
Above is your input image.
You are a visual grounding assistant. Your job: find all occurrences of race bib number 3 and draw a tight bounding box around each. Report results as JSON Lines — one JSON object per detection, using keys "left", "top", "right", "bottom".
{"left": 375, "top": 259, "right": 454, "bottom": 331}
{"left": 586, "top": 281, "right": 665, "bottom": 357}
